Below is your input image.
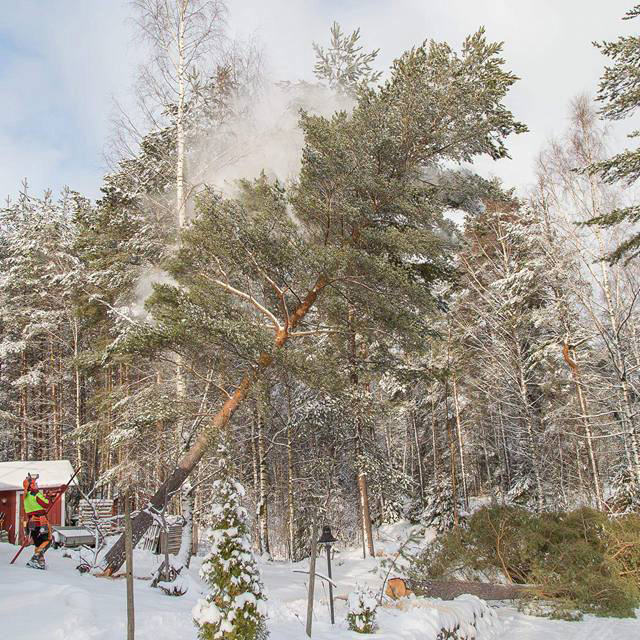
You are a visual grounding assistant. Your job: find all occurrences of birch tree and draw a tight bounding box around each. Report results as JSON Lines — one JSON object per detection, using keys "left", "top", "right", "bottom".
{"left": 537, "top": 96, "right": 640, "bottom": 496}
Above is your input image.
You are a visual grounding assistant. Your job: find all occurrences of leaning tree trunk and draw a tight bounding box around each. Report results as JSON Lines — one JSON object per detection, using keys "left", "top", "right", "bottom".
{"left": 103, "top": 276, "right": 328, "bottom": 575}
{"left": 452, "top": 375, "right": 468, "bottom": 510}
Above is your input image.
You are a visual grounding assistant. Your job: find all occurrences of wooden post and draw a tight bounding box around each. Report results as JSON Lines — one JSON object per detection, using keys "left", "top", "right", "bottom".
{"left": 306, "top": 518, "right": 318, "bottom": 638}
{"left": 125, "top": 489, "right": 135, "bottom": 640}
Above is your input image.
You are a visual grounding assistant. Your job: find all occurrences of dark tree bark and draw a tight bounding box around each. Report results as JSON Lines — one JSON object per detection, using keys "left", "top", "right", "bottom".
{"left": 409, "top": 578, "right": 530, "bottom": 601}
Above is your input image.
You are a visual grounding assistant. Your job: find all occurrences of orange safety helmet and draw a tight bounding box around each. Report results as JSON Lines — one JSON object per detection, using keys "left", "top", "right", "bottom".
{"left": 23, "top": 473, "right": 39, "bottom": 494}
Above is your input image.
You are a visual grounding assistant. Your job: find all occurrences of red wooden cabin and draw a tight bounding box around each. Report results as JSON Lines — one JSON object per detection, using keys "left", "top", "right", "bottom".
{"left": 0, "top": 460, "right": 76, "bottom": 545}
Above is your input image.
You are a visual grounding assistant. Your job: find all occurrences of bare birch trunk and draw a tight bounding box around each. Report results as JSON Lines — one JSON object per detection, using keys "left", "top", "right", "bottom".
{"left": 412, "top": 410, "right": 425, "bottom": 500}
{"left": 562, "top": 341, "right": 603, "bottom": 507}
{"left": 73, "top": 319, "right": 83, "bottom": 469}
{"left": 452, "top": 376, "right": 468, "bottom": 510}
{"left": 257, "top": 400, "right": 270, "bottom": 556}
{"left": 358, "top": 471, "right": 375, "bottom": 556}
{"left": 446, "top": 412, "right": 459, "bottom": 528}
{"left": 431, "top": 396, "right": 438, "bottom": 475}
{"left": 176, "top": 481, "right": 194, "bottom": 568}
{"left": 286, "top": 380, "right": 295, "bottom": 561}
{"left": 348, "top": 307, "right": 375, "bottom": 557}
{"left": 516, "top": 361, "right": 544, "bottom": 511}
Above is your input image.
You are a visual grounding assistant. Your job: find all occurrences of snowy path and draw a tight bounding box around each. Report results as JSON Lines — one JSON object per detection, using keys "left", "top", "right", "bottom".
{"left": 497, "top": 607, "right": 640, "bottom": 640}
{"left": 0, "top": 546, "right": 196, "bottom": 640}
{"left": 1, "top": 541, "right": 639, "bottom": 639}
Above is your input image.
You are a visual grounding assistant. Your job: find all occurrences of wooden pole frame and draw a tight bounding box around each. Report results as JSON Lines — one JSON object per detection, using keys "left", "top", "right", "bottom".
{"left": 306, "top": 519, "right": 318, "bottom": 638}
{"left": 125, "top": 488, "right": 135, "bottom": 640}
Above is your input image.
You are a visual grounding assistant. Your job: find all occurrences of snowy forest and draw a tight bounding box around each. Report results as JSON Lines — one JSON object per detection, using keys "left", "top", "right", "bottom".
{"left": 3, "top": 2, "right": 640, "bottom": 638}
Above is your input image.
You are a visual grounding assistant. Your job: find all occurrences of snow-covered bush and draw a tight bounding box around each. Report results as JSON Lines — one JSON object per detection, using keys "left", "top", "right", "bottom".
{"left": 347, "top": 584, "right": 378, "bottom": 633}
{"left": 152, "top": 556, "right": 188, "bottom": 596}
{"left": 192, "top": 470, "right": 268, "bottom": 640}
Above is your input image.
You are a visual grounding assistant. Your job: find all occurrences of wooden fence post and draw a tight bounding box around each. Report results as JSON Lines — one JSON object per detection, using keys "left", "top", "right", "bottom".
{"left": 306, "top": 518, "right": 318, "bottom": 638}
{"left": 125, "top": 489, "right": 135, "bottom": 640}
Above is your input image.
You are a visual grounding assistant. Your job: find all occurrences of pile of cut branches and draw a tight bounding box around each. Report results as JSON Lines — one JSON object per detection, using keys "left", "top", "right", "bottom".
{"left": 409, "top": 506, "right": 640, "bottom": 619}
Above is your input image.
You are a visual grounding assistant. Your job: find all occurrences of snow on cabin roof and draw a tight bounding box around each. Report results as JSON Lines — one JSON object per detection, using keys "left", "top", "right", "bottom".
{"left": 0, "top": 460, "right": 77, "bottom": 491}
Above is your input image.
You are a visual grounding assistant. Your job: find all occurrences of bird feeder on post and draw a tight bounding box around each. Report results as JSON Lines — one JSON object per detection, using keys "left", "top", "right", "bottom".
{"left": 317, "top": 524, "right": 338, "bottom": 625}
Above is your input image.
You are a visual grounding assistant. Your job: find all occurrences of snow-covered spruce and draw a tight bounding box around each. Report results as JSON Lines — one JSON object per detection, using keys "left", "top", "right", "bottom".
{"left": 347, "top": 584, "right": 378, "bottom": 633}
{"left": 420, "top": 474, "right": 464, "bottom": 533}
{"left": 192, "top": 475, "right": 268, "bottom": 640}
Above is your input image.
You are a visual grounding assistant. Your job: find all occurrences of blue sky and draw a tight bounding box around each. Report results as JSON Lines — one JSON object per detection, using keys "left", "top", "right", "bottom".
{"left": 0, "top": 0, "right": 636, "bottom": 202}
{"left": 0, "top": 1, "right": 135, "bottom": 201}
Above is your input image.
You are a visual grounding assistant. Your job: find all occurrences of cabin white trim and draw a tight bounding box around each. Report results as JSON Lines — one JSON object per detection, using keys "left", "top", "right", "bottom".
{"left": 0, "top": 460, "right": 76, "bottom": 491}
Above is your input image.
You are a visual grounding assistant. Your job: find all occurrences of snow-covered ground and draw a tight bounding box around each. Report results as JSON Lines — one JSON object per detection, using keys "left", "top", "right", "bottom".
{"left": 1, "top": 524, "right": 639, "bottom": 639}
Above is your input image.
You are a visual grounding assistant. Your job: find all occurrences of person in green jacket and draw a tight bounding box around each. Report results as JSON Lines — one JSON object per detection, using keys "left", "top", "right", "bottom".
{"left": 22, "top": 474, "right": 65, "bottom": 570}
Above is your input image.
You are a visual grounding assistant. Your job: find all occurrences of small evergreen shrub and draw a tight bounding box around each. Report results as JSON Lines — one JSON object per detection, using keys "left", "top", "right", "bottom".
{"left": 408, "top": 505, "right": 640, "bottom": 619}
{"left": 420, "top": 474, "right": 465, "bottom": 533}
{"left": 347, "top": 584, "right": 378, "bottom": 633}
{"left": 192, "top": 466, "right": 268, "bottom": 640}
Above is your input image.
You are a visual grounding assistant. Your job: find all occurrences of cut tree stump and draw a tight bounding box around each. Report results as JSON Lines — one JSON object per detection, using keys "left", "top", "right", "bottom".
{"left": 385, "top": 577, "right": 414, "bottom": 599}
{"left": 408, "top": 578, "right": 530, "bottom": 601}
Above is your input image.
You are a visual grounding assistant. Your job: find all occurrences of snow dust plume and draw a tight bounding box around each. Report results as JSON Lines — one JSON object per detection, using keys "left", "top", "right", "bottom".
{"left": 124, "top": 266, "right": 177, "bottom": 322}
{"left": 190, "top": 79, "right": 354, "bottom": 198}
{"left": 126, "top": 79, "right": 352, "bottom": 316}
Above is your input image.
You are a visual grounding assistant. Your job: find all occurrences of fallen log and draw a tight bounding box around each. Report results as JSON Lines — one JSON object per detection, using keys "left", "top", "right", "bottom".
{"left": 407, "top": 578, "right": 531, "bottom": 601}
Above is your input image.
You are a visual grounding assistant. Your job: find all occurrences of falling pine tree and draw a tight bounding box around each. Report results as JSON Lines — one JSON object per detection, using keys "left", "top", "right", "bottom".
{"left": 192, "top": 450, "right": 268, "bottom": 640}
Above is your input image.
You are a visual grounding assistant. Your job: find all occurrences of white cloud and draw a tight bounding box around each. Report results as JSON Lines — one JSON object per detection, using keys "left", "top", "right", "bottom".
{"left": 0, "top": 0, "right": 138, "bottom": 200}
{"left": 1, "top": 0, "right": 637, "bottom": 201}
